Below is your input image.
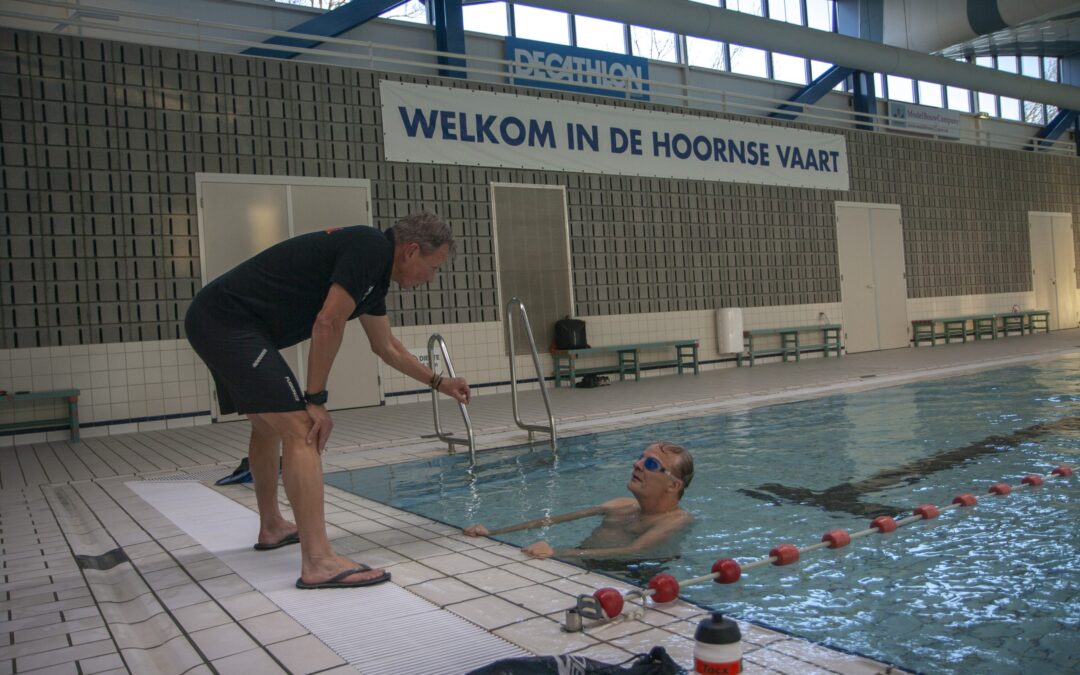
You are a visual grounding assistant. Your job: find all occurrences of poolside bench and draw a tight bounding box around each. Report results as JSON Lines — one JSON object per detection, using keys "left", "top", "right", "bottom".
{"left": 911, "top": 310, "right": 1051, "bottom": 346}
{"left": 552, "top": 340, "right": 699, "bottom": 388}
{"left": 737, "top": 324, "right": 842, "bottom": 367}
{"left": 0, "top": 389, "right": 81, "bottom": 441}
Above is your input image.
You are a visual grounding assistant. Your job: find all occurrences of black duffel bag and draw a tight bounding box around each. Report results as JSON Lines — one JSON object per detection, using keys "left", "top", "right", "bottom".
{"left": 554, "top": 317, "right": 589, "bottom": 349}
{"left": 468, "top": 646, "right": 685, "bottom": 675}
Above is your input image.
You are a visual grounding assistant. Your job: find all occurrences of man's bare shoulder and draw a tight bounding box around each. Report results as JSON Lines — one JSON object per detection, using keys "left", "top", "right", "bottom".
{"left": 599, "top": 497, "right": 637, "bottom": 511}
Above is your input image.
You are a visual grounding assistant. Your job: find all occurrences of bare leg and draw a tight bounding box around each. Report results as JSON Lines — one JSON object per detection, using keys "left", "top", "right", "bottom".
{"left": 251, "top": 411, "right": 384, "bottom": 585}
{"left": 247, "top": 416, "right": 297, "bottom": 546}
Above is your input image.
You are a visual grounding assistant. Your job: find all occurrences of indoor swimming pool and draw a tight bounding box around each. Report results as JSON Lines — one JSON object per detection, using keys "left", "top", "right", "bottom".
{"left": 325, "top": 355, "right": 1080, "bottom": 675}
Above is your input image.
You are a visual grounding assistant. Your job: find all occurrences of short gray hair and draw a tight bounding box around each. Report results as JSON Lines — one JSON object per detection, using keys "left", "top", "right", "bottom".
{"left": 391, "top": 212, "right": 456, "bottom": 255}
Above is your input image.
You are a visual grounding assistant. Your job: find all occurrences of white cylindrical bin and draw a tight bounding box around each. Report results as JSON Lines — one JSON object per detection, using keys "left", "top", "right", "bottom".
{"left": 716, "top": 308, "right": 744, "bottom": 354}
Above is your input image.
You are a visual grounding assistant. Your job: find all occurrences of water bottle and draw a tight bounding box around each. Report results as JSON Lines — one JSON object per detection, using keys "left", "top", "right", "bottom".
{"left": 694, "top": 612, "right": 742, "bottom": 674}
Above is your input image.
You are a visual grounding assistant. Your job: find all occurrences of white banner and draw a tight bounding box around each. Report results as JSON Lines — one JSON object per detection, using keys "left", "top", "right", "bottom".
{"left": 380, "top": 81, "right": 849, "bottom": 191}
{"left": 888, "top": 101, "right": 961, "bottom": 139}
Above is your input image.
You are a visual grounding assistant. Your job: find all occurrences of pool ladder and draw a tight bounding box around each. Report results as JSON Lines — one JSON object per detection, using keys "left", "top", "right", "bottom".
{"left": 428, "top": 334, "right": 477, "bottom": 463}
{"left": 506, "top": 297, "right": 558, "bottom": 453}
{"left": 427, "top": 297, "right": 557, "bottom": 466}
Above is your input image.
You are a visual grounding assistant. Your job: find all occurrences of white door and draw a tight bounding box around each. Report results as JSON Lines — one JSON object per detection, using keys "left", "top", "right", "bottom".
{"left": 836, "top": 203, "right": 909, "bottom": 353}
{"left": 1029, "top": 212, "right": 1078, "bottom": 330}
{"left": 196, "top": 175, "right": 380, "bottom": 419}
{"left": 290, "top": 184, "right": 381, "bottom": 411}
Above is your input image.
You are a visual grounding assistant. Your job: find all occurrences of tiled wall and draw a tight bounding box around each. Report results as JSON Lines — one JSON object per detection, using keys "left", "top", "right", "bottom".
{"left": 2, "top": 27, "right": 1079, "bottom": 443}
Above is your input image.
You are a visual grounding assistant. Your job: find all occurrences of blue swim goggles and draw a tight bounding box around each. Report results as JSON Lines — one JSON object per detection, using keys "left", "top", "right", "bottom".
{"left": 639, "top": 454, "right": 678, "bottom": 481}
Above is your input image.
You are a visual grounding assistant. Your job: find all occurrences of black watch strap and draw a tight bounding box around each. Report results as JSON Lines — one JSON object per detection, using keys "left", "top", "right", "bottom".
{"left": 304, "top": 390, "right": 329, "bottom": 405}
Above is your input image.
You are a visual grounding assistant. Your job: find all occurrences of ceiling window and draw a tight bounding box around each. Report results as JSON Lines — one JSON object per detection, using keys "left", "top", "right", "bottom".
{"left": 686, "top": 36, "right": 726, "bottom": 70}
{"left": 729, "top": 44, "right": 768, "bottom": 78}
{"left": 463, "top": 1, "right": 508, "bottom": 36}
{"left": 630, "top": 26, "right": 678, "bottom": 62}
{"left": 1043, "top": 57, "right": 1059, "bottom": 82}
{"left": 575, "top": 15, "right": 627, "bottom": 54}
{"left": 999, "top": 96, "right": 1021, "bottom": 120}
{"left": 886, "top": 75, "right": 914, "bottom": 103}
{"left": 946, "top": 86, "right": 971, "bottom": 113}
{"left": 772, "top": 52, "right": 807, "bottom": 84}
{"left": 917, "top": 81, "right": 943, "bottom": 107}
{"left": 805, "top": 0, "right": 834, "bottom": 31}
{"left": 513, "top": 5, "right": 569, "bottom": 45}
{"left": 1020, "top": 55, "right": 1041, "bottom": 78}
{"left": 1024, "top": 102, "right": 1046, "bottom": 125}
{"left": 379, "top": 0, "right": 426, "bottom": 23}
{"left": 730, "top": 0, "right": 765, "bottom": 16}
{"left": 768, "top": 0, "right": 803, "bottom": 24}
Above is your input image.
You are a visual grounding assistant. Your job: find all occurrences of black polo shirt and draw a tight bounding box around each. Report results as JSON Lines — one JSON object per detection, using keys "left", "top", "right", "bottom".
{"left": 199, "top": 226, "right": 394, "bottom": 348}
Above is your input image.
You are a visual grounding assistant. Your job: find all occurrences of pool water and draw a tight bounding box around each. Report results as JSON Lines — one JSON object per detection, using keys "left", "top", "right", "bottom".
{"left": 325, "top": 356, "right": 1080, "bottom": 675}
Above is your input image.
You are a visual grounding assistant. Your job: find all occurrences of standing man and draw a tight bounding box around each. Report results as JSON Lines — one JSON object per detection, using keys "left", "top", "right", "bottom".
{"left": 186, "top": 212, "right": 470, "bottom": 589}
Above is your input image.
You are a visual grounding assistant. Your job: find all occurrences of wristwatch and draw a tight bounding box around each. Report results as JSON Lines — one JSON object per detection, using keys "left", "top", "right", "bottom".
{"left": 304, "top": 390, "right": 329, "bottom": 405}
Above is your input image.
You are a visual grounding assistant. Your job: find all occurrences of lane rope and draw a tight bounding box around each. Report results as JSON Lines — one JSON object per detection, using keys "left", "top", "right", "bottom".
{"left": 564, "top": 464, "right": 1075, "bottom": 631}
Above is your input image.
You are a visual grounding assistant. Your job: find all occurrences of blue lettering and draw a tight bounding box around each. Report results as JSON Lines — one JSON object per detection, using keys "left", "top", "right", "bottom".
{"left": 672, "top": 133, "right": 691, "bottom": 159}
{"left": 458, "top": 113, "right": 476, "bottom": 142}
{"left": 777, "top": 144, "right": 792, "bottom": 167}
{"left": 652, "top": 131, "right": 671, "bottom": 157}
{"left": 477, "top": 114, "right": 498, "bottom": 143}
{"left": 529, "top": 120, "right": 556, "bottom": 148}
{"left": 501, "top": 116, "right": 526, "bottom": 146}
{"left": 397, "top": 106, "right": 438, "bottom": 138}
{"left": 439, "top": 110, "right": 458, "bottom": 140}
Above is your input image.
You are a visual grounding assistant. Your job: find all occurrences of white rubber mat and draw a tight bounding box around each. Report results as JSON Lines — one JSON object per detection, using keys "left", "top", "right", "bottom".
{"left": 128, "top": 481, "right": 528, "bottom": 674}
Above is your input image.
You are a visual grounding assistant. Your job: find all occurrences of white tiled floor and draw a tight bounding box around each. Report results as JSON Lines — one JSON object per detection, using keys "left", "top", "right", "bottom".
{"left": 4, "top": 330, "right": 1080, "bottom": 674}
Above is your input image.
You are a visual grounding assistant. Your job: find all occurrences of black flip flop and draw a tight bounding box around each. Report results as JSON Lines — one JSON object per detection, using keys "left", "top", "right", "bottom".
{"left": 295, "top": 564, "right": 392, "bottom": 589}
{"left": 253, "top": 531, "right": 300, "bottom": 551}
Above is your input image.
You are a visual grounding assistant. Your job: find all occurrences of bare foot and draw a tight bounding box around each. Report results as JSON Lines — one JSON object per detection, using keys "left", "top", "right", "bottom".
{"left": 257, "top": 520, "right": 298, "bottom": 547}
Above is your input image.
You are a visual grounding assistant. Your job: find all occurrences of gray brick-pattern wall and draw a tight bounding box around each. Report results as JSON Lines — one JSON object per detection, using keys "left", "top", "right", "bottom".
{"left": 1, "top": 28, "right": 1078, "bottom": 349}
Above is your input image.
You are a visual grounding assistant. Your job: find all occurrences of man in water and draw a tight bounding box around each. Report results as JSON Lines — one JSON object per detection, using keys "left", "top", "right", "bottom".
{"left": 463, "top": 441, "right": 693, "bottom": 559}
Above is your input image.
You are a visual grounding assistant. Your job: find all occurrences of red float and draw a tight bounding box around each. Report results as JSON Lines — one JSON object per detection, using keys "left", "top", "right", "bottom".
{"left": 821, "top": 529, "right": 851, "bottom": 549}
{"left": 988, "top": 482, "right": 1012, "bottom": 496}
{"left": 647, "top": 574, "right": 680, "bottom": 603}
{"left": 769, "top": 543, "right": 799, "bottom": 565}
{"left": 914, "top": 504, "right": 940, "bottom": 520}
{"left": 1021, "top": 474, "right": 1045, "bottom": 486}
{"left": 712, "top": 558, "right": 742, "bottom": 584}
{"left": 871, "top": 515, "right": 898, "bottom": 533}
{"left": 952, "top": 493, "right": 977, "bottom": 506}
{"left": 1052, "top": 465, "right": 1074, "bottom": 477}
{"left": 594, "top": 588, "right": 624, "bottom": 618}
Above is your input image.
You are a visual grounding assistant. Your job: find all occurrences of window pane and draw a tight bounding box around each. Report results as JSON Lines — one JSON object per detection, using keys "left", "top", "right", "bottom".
{"left": 1020, "top": 55, "right": 1041, "bottom": 78}
{"left": 772, "top": 52, "right": 807, "bottom": 84}
{"left": 874, "top": 72, "right": 884, "bottom": 94}
{"left": 1024, "top": 101, "right": 1046, "bottom": 124}
{"left": 575, "top": 16, "right": 626, "bottom": 53}
{"left": 629, "top": 26, "right": 677, "bottom": 62}
{"left": 1000, "top": 96, "right": 1021, "bottom": 120}
{"left": 975, "top": 56, "right": 994, "bottom": 70}
{"left": 1043, "top": 57, "right": 1059, "bottom": 82}
{"left": 946, "top": 86, "right": 971, "bottom": 112}
{"left": 686, "top": 36, "right": 726, "bottom": 70}
{"left": 689, "top": 0, "right": 720, "bottom": 5}
{"left": 463, "top": 1, "right": 507, "bottom": 36}
{"left": 731, "top": 0, "right": 765, "bottom": 15}
{"left": 730, "top": 44, "right": 768, "bottom": 78}
{"left": 886, "top": 75, "right": 914, "bottom": 102}
{"left": 806, "top": 0, "right": 834, "bottom": 31}
{"left": 768, "top": 0, "right": 802, "bottom": 23}
{"left": 977, "top": 92, "right": 997, "bottom": 116}
{"left": 514, "top": 5, "right": 569, "bottom": 44}
{"left": 808, "top": 60, "right": 844, "bottom": 90}
{"left": 380, "top": 0, "right": 426, "bottom": 23}
{"left": 1047, "top": 104, "right": 1059, "bottom": 119}
{"left": 917, "top": 81, "right": 943, "bottom": 107}
{"left": 996, "top": 55, "right": 1018, "bottom": 73}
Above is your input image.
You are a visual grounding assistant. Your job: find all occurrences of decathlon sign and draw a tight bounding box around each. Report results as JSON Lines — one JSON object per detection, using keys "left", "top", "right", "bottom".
{"left": 505, "top": 37, "right": 650, "bottom": 101}
{"left": 379, "top": 81, "right": 849, "bottom": 191}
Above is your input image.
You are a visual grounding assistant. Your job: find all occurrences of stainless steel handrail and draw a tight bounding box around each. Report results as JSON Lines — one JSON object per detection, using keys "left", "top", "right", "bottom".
{"left": 506, "top": 297, "right": 557, "bottom": 452}
{"left": 428, "top": 333, "right": 476, "bottom": 464}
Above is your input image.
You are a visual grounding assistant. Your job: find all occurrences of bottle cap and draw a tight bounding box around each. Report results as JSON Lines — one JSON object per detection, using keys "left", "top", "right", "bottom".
{"left": 695, "top": 612, "right": 741, "bottom": 645}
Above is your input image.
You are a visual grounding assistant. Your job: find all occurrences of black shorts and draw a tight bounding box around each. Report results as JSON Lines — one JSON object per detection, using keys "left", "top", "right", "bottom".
{"left": 184, "top": 299, "right": 305, "bottom": 416}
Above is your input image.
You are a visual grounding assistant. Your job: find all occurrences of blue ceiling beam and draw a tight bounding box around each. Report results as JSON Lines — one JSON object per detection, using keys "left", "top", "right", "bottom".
{"left": 770, "top": 66, "right": 853, "bottom": 120}
{"left": 1032, "top": 108, "right": 1079, "bottom": 152}
{"left": 430, "top": 0, "right": 467, "bottom": 78}
{"left": 242, "top": 0, "right": 411, "bottom": 60}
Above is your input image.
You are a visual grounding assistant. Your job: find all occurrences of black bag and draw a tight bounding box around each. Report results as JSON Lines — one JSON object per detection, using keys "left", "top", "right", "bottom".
{"left": 468, "top": 646, "right": 685, "bottom": 675}
{"left": 555, "top": 317, "right": 589, "bottom": 349}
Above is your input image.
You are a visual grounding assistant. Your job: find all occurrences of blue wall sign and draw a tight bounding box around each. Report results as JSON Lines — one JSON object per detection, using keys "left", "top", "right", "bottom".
{"left": 505, "top": 37, "right": 650, "bottom": 101}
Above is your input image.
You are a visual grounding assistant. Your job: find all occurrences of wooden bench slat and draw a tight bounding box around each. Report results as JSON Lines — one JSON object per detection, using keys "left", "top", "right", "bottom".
{"left": 1, "top": 389, "right": 80, "bottom": 442}
{"left": 553, "top": 340, "right": 700, "bottom": 387}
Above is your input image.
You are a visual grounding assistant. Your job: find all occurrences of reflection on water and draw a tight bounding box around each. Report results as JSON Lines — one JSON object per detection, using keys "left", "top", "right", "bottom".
{"left": 325, "top": 355, "right": 1080, "bottom": 675}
